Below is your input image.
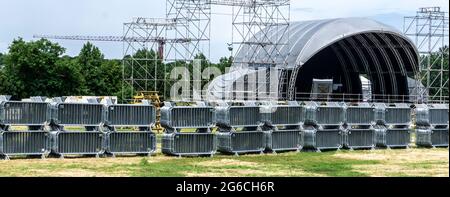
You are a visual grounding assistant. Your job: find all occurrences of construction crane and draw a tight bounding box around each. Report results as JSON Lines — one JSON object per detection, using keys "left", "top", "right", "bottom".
{"left": 33, "top": 34, "right": 194, "bottom": 59}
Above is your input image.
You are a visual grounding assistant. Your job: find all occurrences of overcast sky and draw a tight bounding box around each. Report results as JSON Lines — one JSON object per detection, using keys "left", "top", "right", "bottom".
{"left": 0, "top": 0, "right": 448, "bottom": 62}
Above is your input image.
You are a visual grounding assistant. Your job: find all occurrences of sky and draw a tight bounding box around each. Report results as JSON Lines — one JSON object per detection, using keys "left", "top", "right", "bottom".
{"left": 0, "top": 0, "right": 448, "bottom": 62}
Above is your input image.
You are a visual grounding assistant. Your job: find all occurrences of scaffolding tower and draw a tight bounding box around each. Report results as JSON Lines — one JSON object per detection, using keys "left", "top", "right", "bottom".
{"left": 210, "top": 0, "right": 291, "bottom": 101}
{"left": 122, "top": 17, "right": 176, "bottom": 100}
{"left": 404, "top": 7, "right": 449, "bottom": 103}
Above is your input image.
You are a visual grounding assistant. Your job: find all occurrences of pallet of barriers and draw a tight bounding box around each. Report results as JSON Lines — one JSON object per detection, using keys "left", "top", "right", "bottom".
{"left": 0, "top": 96, "right": 51, "bottom": 160}
{"left": 415, "top": 104, "right": 449, "bottom": 148}
{"left": 161, "top": 102, "right": 216, "bottom": 157}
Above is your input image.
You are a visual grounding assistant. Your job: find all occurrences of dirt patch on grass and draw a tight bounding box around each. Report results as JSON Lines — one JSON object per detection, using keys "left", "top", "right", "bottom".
{"left": 196, "top": 159, "right": 259, "bottom": 168}
{"left": 334, "top": 149, "right": 449, "bottom": 177}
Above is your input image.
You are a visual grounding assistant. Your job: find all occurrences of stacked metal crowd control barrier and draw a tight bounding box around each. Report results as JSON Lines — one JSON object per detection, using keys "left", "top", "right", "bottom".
{"left": 0, "top": 96, "right": 51, "bottom": 159}
{"left": 302, "top": 102, "right": 345, "bottom": 151}
{"left": 344, "top": 103, "right": 376, "bottom": 150}
{"left": 103, "top": 100, "right": 157, "bottom": 156}
{"left": 216, "top": 102, "right": 266, "bottom": 155}
{"left": 374, "top": 103, "right": 412, "bottom": 148}
{"left": 415, "top": 104, "right": 449, "bottom": 148}
{"left": 161, "top": 102, "right": 216, "bottom": 157}
{"left": 260, "top": 101, "right": 304, "bottom": 153}
{"left": 49, "top": 98, "right": 106, "bottom": 158}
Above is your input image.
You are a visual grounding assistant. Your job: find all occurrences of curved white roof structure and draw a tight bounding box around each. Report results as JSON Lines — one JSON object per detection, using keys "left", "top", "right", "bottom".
{"left": 209, "top": 18, "right": 420, "bottom": 101}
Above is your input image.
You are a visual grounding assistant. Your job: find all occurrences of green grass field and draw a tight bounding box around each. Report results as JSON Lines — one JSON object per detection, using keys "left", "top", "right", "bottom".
{"left": 0, "top": 148, "right": 448, "bottom": 177}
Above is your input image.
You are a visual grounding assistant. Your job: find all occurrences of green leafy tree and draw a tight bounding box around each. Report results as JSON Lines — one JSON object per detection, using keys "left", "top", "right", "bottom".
{"left": 1, "top": 38, "right": 84, "bottom": 99}
{"left": 77, "top": 42, "right": 105, "bottom": 95}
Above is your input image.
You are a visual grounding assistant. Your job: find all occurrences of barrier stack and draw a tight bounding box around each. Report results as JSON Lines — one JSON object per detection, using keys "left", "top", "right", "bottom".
{"left": 216, "top": 102, "right": 266, "bottom": 156}
{"left": 415, "top": 104, "right": 449, "bottom": 148}
{"left": 103, "top": 100, "right": 157, "bottom": 157}
{"left": 260, "top": 101, "right": 303, "bottom": 153}
{"left": 374, "top": 103, "right": 412, "bottom": 149}
{"left": 302, "top": 102, "right": 345, "bottom": 152}
{"left": 161, "top": 102, "right": 216, "bottom": 157}
{"left": 0, "top": 96, "right": 51, "bottom": 159}
{"left": 344, "top": 103, "right": 376, "bottom": 150}
{"left": 49, "top": 98, "right": 106, "bottom": 158}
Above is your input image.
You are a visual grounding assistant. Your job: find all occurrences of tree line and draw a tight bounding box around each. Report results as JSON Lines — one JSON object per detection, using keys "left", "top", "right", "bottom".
{"left": 0, "top": 38, "right": 231, "bottom": 102}
{"left": 0, "top": 38, "right": 447, "bottom": 102}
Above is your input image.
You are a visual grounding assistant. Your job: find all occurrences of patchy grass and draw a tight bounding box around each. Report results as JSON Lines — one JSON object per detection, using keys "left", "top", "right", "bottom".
{"left": 0, "top": 148, "right": 447, "bottom": 177}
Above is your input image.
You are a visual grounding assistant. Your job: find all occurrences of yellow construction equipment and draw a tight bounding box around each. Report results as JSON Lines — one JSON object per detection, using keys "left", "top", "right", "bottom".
{"left": 133, "top": 91, "right": 163, "bottom": 133}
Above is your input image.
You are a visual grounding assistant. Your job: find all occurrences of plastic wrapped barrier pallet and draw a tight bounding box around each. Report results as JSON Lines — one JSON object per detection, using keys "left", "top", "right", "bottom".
{"left": 217, "top": 131, "right": 265, "bottom": 155}
{"left": 301, "top": 102, "right": 344, "bottom": 151}
{"left": 49, "top": 98, "right": 106, "bottom": 158}
{"left": 104, "top": 100, "right": 157, "bottom": 156}
{"left": 260, "top": 101, "right": 303, "bottom": 153}
{"left": 344, "top": 103, "right": 376, "bottom": 150}
{"left": 415, "top": 104, "right": 449, "bottom": 148}
{"left": 216, "top": 102, "right": 266, "bottom": 155}
{"left": 373, "top": 103, "right": 411, "bottom": 148}
{"left": 161, "top": 102, "right": 216, "bottom": 157}
{"left": 0, "top": 97, "right": 51, "bottom": 159}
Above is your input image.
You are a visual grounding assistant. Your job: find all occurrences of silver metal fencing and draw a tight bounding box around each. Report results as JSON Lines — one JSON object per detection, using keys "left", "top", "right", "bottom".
{"left": 106, "top": 132, "right": 156, "bottom": 155}
{"left": 428, "top": 104, "right": 449, "bottom": 126}
{"left": 216, "top": 105, "right": 262, "bottom": 129}
{"left": 376, "top": 126, "right": 411, "bottom": 148}
{"left": 261, "top": 103, "right": 304, "bottom": 127}
{"left": 345, "top": 103, "right": 375, "bottom": 126}
{"left": 266, "top": 129, "right": 302, "bottom": 152}
{"left": 51, "top": 103, "right": 104, "bottom": 127}
{"left": 430, "top": 128, "right": 449, "bottom": 147}
{"left": 345, "top": 128, "right": 376, "bottom": 149}
{"left": 384, "top": 103, "right": 411, "bottom": 126}
{"left": 304, "top": 128, "right": 343, "bottom": 151}
{"left": 105, "top": 104, "right": 156, "bottom": 127}
{"left": 161, "top": 103, "right": 215, "bottom": 130}
{"left": 0, "top": 131, "right": 50, "bottom": 158}
{"left": 0, "top": 101, "right": 50, "bottom": 127}
{"left": 416, "top": 127, "right": 432, "bottom": 147}
{"left": 217, "top": 131, "right": 265, "bottom": 155}
{"left": 50, "top": 131, "right": 106, "bottom": 157}
{"left": 304, "top": 102, "right": 345, "bottom": 126}
{"left": 162, "top": 132, "right": 216, "bottom": 156}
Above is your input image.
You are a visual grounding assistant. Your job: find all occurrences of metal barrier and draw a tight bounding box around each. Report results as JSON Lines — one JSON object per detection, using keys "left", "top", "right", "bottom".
{"left": 162, "top": 132, "right": 216, "bottom": 156}
{"left": 415, "top": 104, "right": 448, "bottom": 148}
{"left": 384, "top": 103, "right": 411, "bottom": 126}
{"left": 0, "top": 131, "right": 50, "bottom": 159}
{"left": 51, "top": 102, "right": 104, "bottom": 127}
{"left": 216, "top": 103, "right": 262, "bottom": 129}
{"left": 345, "top": 103, "right": 375, "bottom": 126}
{"left": 260, "top": 102, "right": 304, "bottom": 127}
{"left": 304, "top": 102, "right": 345, "bottom": 126}
{"left": 345, "top": 128, "right": 376, "bottom": 150}
{"left": 161, "top": 102, "right": 215, "bottom": 131}
{"left": 428, "top": 105, "right": 449, "bottom": 126}
{"left": 103, "top": 100, "right": 156, "bottom": 156}
{"left": 217, "top": 131, "right": 265, "bottom": 155}
{"left": 301, "top": 126, "right": 343, "bottom": 151}
{"left": 416, "top": 127, "right": 449, "bottom": 148}
{"left": 265, "top": 129, "right": 302, "bottom": 152}
{"left": 430, "top": 128, "right": 449, "bottom": 147}
{"left": 105, "top": 102, "right": 156, "bottom": 128}
{"left": 375, "top": 126, "right": 411, "bottom": 148}
{"left": 106, "top": 132, "right": 156, "bottom": 156}
{"left": 50, "top": 131, "right": 106, "bottom": 158}
{"left": 0, "top": 100, "right": 50, "bottom": 129}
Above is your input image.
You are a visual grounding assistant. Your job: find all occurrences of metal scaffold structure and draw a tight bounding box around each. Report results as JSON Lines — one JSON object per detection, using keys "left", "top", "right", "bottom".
{"left": 209, "top": 0, "right": 291, "bottom": 100}
{"left": 404, "top": 7, "right": 449, "bottom": 103}
{"left": 122, "top": 17, "right": 176, "bottom": 100}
